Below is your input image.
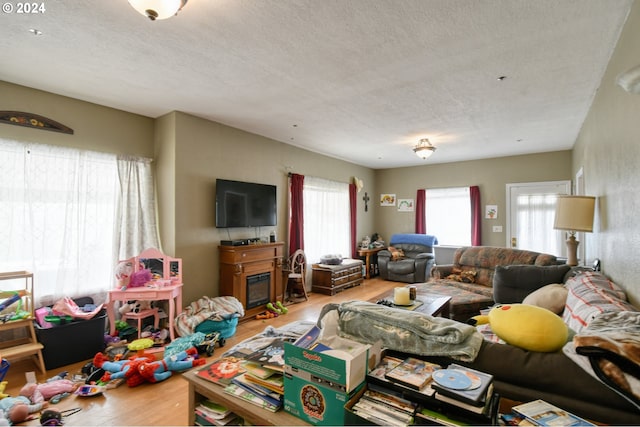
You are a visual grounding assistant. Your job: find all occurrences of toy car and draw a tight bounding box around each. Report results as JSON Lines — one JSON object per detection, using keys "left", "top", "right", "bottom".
{"left": 197, "top": 331, "right": 226, "bottom": 356}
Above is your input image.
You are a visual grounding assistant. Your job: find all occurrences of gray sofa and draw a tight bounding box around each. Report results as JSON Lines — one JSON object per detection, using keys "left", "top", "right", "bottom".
{"left": 428, "top": 269, "right": 640, "bottom": 424}
{"left": 377, "top": 234, "right": 437, "bottom": 283}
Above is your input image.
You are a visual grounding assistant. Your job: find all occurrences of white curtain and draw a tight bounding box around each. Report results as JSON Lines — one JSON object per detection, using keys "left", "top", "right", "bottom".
{"left": 114, "top": 156, "right": 161, "bottom": 261}
{"left": 516, "top": 194, "right": 563, "bottom": 255}
{"left": 0, "top": 139, "right": 160, "bottom": 307}
{"left": 425, "top": 187, "right": 471, "bottom": 246}
{"left": 303, "top": 176, "right": 350, "bottom": 265}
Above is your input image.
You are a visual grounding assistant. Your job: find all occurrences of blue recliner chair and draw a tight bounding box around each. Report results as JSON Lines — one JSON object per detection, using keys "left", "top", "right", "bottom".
{"left": 377, "top": 234, "right": 437, "bottom": 283}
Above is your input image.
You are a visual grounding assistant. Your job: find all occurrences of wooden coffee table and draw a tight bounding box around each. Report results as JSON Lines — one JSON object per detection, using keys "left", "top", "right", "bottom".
{"left": 373, "top": 289, "right": 451, "bottom": 318}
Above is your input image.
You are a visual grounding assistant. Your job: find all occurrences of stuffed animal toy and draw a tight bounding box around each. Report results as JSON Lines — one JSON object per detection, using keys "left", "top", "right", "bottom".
{"left": 128, "top": 269, "right": 152, "bottom": 288}
{"left": 137, "top": 347, "right": 205, "bottom": 384}
{"left": 115, "top": 261, "right": 134, "bottom": 289}
{"left": 470, "top": 303, "right": 569, "bottom": 352}
{"left": 92, "top": 353, "right": 153, "bottom": 387}
{"left": 0, "top": 394, "right": 48, "bottom": 424}
{"left": 19, "top": 379, "right": 79, "bottom": 403}
{"left": 119, "top": 300, "right": 152, "bottom": 315}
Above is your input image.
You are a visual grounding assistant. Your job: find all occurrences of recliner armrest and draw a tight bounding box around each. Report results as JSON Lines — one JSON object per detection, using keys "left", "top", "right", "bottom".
{"left": 415, "top": 253, "right": 435, "bottom": 260}
{"left": 377, "top": 250, "right": 392, "bottom": 258}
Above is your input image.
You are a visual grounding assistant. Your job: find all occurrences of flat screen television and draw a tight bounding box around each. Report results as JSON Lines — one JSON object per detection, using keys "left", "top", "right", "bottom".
{"left": 215, "top": 179, "right": 277, "bottom": 228}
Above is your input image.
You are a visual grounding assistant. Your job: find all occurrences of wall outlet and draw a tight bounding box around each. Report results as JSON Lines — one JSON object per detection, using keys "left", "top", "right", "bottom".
{"left": 492, "top": 225, "right": 503, "bottom": 232}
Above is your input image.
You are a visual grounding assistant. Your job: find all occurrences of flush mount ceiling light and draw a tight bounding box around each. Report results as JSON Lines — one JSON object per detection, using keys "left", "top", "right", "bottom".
{"left": 128, "top": 0, "right": 188, "bottom": 21}
{"left": 413, "top": 138, "right": 437, "bottom": 159}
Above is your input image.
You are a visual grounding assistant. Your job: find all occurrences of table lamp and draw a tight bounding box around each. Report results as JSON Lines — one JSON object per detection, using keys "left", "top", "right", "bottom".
{"left": 553, "top": 195, "right": 596, "bottom": 266}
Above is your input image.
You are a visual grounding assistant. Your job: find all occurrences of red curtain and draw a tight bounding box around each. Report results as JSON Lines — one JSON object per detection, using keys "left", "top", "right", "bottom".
{"left": 415, "top": 189, "right": 426, "bottom": 233}
{"left": 288, "top": 173, "right": 305, "bottom": 254}
{"left": 470, "top": 185, "right": 481, "bottom": 246}
{"left": 349, "top": 183, "right": 357, "bottom": 258}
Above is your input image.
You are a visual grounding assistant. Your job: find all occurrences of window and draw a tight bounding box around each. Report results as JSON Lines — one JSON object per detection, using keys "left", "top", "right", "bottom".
{"left": 0, "top": 139, "right": 159, "bottom": 306}
{"left": 425, "top": 187, "right": 471, "bottom": 246}
{"left": 302, "top": 176, "right": 351, "bottom": 264}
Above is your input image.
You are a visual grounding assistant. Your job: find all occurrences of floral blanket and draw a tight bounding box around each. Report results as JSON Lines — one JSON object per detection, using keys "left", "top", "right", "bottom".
{"left": 564, "top": 311, "right": 640, "bottom": 410}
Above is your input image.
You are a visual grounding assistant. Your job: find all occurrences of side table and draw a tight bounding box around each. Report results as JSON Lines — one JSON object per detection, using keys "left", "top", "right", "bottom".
{"left": 357, "top": 247, "right": 384, "bottom": 279}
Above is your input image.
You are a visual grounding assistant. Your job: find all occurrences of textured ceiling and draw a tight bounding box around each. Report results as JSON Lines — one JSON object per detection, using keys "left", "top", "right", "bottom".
{"left": 0, "top": 0, "right": 633, "bottom": 168}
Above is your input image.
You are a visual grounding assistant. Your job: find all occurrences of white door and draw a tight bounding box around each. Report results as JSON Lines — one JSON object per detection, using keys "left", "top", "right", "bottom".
{"left": 506, "top": 181, "right": 571, "bottom": 257}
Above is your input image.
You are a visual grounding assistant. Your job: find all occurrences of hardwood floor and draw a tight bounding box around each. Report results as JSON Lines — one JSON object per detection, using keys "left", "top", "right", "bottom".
{"left": 3, "top": 277, "right": 398, "bottom": 426}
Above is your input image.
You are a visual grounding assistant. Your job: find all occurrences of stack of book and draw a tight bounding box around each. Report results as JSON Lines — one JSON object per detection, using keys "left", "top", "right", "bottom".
{"left": 196, "top": 339, "right": 292, "bottom": 413}
{"left": 350, "top": 384, "right": 417, "bottom": 426}
{"left": 430, "top": 363, "right": 495, "bottom": 417}
{"left": 194, "top": 400, "right": 239, "bottom": 426}
{"left": 367, "top": 354, "right": 440, "bottom": 399}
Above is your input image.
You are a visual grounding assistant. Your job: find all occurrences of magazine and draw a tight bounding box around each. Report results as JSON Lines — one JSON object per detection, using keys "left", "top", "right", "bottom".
{"left": 197, "top": 352, "right": 246, "bottom": 386}
{"left": 512, "top": 399, "right": 596, "bottom": 426}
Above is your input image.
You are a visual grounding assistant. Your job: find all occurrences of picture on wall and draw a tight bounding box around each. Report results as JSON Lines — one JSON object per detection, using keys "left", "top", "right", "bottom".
{"left": 380, "top": 194, "right": 396, "bottom": 206}
{"left": 398, "top": 199, "right": 414, "bottom": 212}
{"left": 485, "top": 205, "right": 498, "bottom": 219}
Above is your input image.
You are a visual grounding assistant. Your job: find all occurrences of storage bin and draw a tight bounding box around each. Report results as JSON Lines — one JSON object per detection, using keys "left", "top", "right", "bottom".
{"left": 34, "top": 297, "right": 107, "bottom": 370}
{"left": 194, "top": 317, "right": 238, "bottom": 338}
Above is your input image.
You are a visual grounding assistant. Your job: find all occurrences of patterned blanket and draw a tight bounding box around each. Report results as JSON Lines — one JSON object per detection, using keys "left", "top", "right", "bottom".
{"left": 567, "top": 311, "right": 640, "bottom": 410}
{"left": 174, "top": 296, "right": 244, "bottom": 337}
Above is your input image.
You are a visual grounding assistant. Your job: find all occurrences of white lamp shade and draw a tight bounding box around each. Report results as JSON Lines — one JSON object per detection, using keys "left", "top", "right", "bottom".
{"left": 553, "top": 195, "right": 595, "bottom": 232}
{"left": 128, "top": 0, "right": 185, "bottom": 20}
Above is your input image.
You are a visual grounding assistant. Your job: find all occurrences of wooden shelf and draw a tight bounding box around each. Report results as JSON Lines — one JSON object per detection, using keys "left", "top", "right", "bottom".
{"left": 0, "top": 271, "right": 45, "bottom": 374}
{"left": 184, "top": 369, "right": 308, "bottom": 426}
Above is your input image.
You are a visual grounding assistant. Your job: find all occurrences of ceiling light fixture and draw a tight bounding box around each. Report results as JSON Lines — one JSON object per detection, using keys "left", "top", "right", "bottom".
{"left": 128, "top": 0, "right": 188, "bottom": 21}
{"left": 413, "top": 138, "right": 437, "bottom": 159}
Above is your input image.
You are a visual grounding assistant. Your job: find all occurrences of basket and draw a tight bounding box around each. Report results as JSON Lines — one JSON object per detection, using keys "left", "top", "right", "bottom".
{"left": 194, "top": 317, "right": 238, "bottom": 338}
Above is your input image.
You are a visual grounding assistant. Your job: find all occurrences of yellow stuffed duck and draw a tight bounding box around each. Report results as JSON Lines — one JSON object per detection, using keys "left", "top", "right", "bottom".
{"left": 470, "top": 304, "right": 569, "bottom": 352}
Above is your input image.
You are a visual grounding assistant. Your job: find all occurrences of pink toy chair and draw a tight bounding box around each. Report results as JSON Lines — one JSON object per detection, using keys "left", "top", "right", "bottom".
{"left": 122, "top": 308, "right": 159, "bottom": 339}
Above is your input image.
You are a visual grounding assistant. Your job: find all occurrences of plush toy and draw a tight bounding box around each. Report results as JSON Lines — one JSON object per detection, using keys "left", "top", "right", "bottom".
{"left": 92, "top": 353, "right": 153, "bottom": 387}
{"left": 137, "top": 347, "right": 205, "bottom": 383}
{"left": 115, "top": 261, "right": 134, "bottom": 289}
{"left": 0, "top": 394, "right": 48, "bottom": 424}
{"left": 470, "top": 303, "right": 569, "bottom": 352}
{"left": 129, "top": 269, "right": 152, "bottom": 288}
{"left": 119, "top": 300, "right": 152, "bottom": 315}
{"left": 19, "top": 379, "right": 79, "bottom": 403}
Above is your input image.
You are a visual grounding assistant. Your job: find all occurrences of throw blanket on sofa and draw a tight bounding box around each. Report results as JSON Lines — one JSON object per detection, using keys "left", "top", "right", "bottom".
{"left": 318, "top": 301, "right": 483, "bottom": 362}
{"left": 390, "top": 233, "right": 438, "bottom": 247}
{"left": 175, "top": 296, "right": 244, "bottom": 337}
{"left": 565, "top": 311, "right": 640, "bottom": 410}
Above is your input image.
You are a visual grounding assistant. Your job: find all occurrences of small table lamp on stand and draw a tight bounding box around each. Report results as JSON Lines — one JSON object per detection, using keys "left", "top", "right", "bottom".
{"left": 553, "top": 195, "right": 596, "bottom": 267}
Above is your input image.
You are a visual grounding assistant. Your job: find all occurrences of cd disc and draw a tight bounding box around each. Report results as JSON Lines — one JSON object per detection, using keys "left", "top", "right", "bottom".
{"left": 432, "top": 369, "right": 473, "bottom": 390}
{"left": 454, "top": 369, "right": 481, "bottom": 390}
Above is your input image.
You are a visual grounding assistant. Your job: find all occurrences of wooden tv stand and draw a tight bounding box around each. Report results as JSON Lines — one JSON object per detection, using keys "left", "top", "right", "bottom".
{"left": 218, "top": 242, "right": 284, "bottom": 321}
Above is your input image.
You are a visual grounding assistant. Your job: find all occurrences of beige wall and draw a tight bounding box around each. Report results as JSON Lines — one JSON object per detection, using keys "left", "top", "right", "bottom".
{"left": 572, "top": 0, "right": 640, "bottom": 306}
{"left": 373, "top": 151, "right": 573, "bottom": 248}
{"left": 0, "top": 81, "right": 154, "bottom": 156}
{"left": 169, "top": 112, "right": 376, "bottom": 306}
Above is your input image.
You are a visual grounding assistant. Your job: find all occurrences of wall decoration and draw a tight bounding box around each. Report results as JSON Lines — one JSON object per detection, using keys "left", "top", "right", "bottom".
{"left": 0, "top": 111, "right": 74, "bottom": 134}
{"left": 485, "top": 205, "right": 498, "bottom": 219}
{"left": 380, "top": 194, "right": 396, "bottom": 206}
{"left": 362, "top": 192, "right": 370, "bottom": 212}
{"left": 397, "top": 199, "right": 414, "bottom": 212}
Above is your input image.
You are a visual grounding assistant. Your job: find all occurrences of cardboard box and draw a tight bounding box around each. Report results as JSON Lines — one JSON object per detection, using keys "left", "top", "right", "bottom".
{"left": 284, "top": 335, "right": 371, "bottom": 392}
{"left": 284, "top": 371, "right": 364, "bottom": 425}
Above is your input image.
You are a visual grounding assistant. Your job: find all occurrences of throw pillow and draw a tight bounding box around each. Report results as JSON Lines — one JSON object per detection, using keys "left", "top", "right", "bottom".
{"left": 493, "top": 264, "right": 572, "bottom": 304}
{"left": 522, "top": 283, "right": 568, "bottom": 314}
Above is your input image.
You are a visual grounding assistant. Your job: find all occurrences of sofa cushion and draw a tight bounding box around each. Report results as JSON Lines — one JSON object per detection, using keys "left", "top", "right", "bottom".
{"left": 562, "top": 271, "right": 636, "bottom": 333}
{"left": 493, "top": 264, "right": 571, "bottom": 304}
{"left": 522, "top": 283, "right": 568, "bottom": 314}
